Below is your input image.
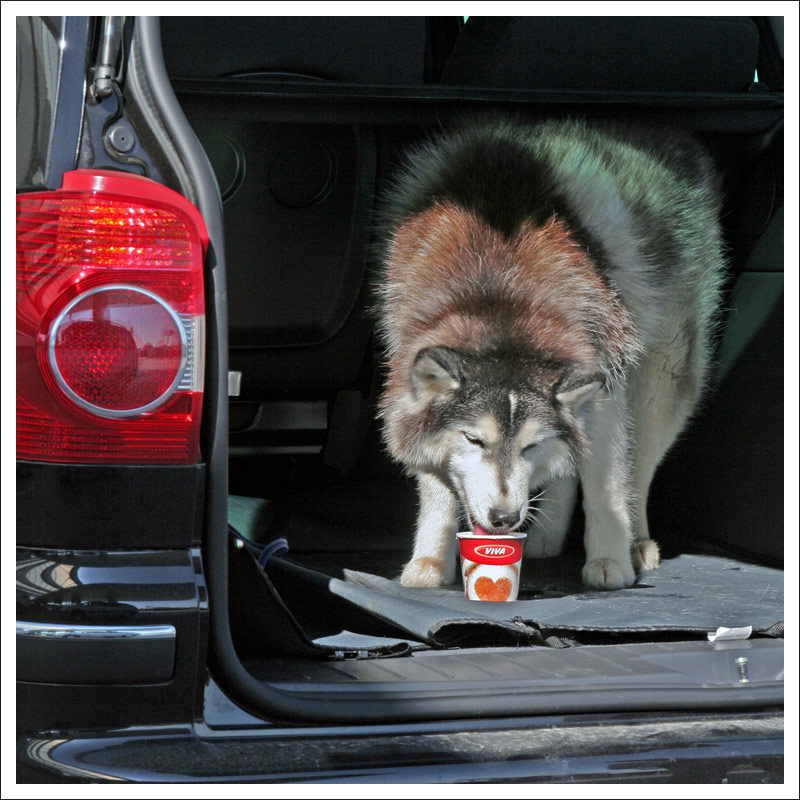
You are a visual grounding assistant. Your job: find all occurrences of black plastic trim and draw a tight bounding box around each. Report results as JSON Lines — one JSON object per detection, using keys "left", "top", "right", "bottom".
{"left": 171, "top": 77, "right": 784, "bottom": 134}
{"left": 16, "top": 462, "right": 206, "bottom": 550}
{"left": 132, "top": 15, "right": 247, "bottom": 720}
{"left": 17, "top": 621, "right": 176, "bottom": 684}
{"left": 16, "top": 711, "right": 784, "bottom": 783}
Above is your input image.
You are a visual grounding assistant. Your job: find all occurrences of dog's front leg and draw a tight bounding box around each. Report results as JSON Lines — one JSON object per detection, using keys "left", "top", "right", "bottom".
{"left": 401, "top": 472, "right": 459, "bottom": 587}
{"left": 579, "top": 388, "right": 637, "bottom": 590}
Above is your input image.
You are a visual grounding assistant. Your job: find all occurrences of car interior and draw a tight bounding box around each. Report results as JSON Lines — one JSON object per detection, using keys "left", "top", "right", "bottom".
{"left": 159, "top": 16, "right": 783, "bottom": 693}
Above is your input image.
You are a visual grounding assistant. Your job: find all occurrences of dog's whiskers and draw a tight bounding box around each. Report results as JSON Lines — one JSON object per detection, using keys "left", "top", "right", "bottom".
{"left": 523, "top": 493, "right": 556, "bottom": 529}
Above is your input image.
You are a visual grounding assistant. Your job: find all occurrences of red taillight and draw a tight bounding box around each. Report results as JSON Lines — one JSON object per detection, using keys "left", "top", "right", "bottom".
{"left": 17, "top": 170, "right": 207, "bottom": 464}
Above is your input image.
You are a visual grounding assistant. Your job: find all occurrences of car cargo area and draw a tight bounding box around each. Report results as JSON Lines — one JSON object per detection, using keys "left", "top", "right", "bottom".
{"left": 221, "top": 404, "right": 783, "bottom": 703}
{"left": 214, "top": 154, "right": 783, "bottom": 718}
{"left": 160, "top": 16, "right": 784, "bottom": 721}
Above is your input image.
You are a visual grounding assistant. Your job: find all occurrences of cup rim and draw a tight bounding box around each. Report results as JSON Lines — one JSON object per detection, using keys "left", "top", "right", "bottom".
{"left": 456, "top": 531, "right": 527, "bottom": 540}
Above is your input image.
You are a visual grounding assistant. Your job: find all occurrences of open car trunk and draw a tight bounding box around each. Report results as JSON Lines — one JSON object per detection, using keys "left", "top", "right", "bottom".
{"left": 156, "top": 16, "right": 784, "bottom": 726}
{"left": 216, "top": 199, "right": 783, "bottom": 723}
{"left": 219, "top": 370, "right": 783, "bottom": 722}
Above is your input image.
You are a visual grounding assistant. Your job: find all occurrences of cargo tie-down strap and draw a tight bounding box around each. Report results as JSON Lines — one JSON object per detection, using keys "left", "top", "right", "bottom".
{"left": 228, "top": 531, "right": 417, "bottom": 659}
{"left": 227, "top": 525, "right": 783, "bottom": 656}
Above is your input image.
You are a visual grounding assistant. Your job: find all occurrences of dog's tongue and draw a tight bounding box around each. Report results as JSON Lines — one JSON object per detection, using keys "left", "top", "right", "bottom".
{"left": 474, "top": 524, "right": 490, "bottom": 536}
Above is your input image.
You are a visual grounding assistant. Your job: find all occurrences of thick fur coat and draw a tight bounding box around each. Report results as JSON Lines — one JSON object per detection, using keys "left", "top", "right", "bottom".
{"left": 375, "top": 119, "right": 725, "bottom": 590}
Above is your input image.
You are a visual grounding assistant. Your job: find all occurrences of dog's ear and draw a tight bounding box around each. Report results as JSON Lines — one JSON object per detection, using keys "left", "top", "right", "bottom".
{"left": 411, "top": 347, "right": 461, "bottom": 402}
{"left": 555, "top": 372, "right": 604, "bottom": 412}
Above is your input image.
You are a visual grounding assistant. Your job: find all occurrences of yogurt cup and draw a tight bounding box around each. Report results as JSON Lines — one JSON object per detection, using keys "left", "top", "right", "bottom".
{"left": 457, "top": 531, "right": 526, "bottom": 601}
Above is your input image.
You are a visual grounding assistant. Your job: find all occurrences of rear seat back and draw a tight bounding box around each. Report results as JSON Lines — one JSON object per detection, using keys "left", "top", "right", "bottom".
{"left": 160, "top": 18, "right": 433, "bottom": 469}
{"left": 440, "top": 16, "right": 760, "bottom": 92}
{"left": 162, "top": 17, "right": 428, "bottom": 83}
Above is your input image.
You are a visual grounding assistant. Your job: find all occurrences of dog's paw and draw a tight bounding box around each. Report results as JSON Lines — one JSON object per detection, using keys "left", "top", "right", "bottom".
{"left": 401, "top": 557, "right": 453, "bottom": 587}
{"left": 582, "top": 557, "right": 636, "bottom": 590}
{"left": 633, "top": 538, "right": 661, "bottom": 571}
{"left": 524, "top": 530, "right": 564, "bottom": 559}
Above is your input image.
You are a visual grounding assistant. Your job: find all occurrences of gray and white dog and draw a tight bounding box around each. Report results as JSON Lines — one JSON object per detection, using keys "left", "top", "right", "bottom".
{"left": 375, "top": 119, "right": 725, "bottom": 590}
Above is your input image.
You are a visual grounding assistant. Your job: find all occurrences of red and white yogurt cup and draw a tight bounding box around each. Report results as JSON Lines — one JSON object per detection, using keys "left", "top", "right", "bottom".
{"left": 457, "top": 531, "right": 526, "bottom": 601}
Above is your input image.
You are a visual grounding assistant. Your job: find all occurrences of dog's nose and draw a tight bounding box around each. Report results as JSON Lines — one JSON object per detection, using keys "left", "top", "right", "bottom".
{"left": 489, "top": 508, "right": 520, "bottom": 530}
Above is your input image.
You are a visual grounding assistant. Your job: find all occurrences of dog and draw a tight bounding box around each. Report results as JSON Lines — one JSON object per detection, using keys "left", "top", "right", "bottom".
{"left": 375, "top": 118, "right": 726, "bottom": 590}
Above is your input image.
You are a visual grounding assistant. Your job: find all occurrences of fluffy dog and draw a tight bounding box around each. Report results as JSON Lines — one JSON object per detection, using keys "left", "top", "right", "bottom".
{"left": 375, "top": 119, "right": 725, "bottom": 590}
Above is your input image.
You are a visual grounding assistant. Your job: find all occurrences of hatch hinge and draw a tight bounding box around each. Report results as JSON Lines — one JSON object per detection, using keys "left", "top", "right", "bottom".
{"left": 81, "top": 16, "right": 160, "bottom": 180}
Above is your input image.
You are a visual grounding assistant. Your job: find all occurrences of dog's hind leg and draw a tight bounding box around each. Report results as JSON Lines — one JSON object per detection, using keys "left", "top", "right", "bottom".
{"left": 524, "top": 475, "right": 579, "bottom": 558}
{"left": 629, "top": 327, "right": 706, "bottom": 571}
{"left": 401, "top": 472, "right": 460, "bottom": 587}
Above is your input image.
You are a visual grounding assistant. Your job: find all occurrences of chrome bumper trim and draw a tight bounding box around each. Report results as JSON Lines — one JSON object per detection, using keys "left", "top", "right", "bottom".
{"left": 16, "top": 621, "right": 176, "bottom": 640}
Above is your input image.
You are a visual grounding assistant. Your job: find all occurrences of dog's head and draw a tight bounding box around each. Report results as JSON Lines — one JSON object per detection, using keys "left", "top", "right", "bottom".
{"left": 381, "top": 345, "right": 603, "bottom": 533}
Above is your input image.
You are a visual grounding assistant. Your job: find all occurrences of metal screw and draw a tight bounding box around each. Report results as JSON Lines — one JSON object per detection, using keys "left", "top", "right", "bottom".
{"left": 735, "top": 656, "right": 750, "bottom": 683}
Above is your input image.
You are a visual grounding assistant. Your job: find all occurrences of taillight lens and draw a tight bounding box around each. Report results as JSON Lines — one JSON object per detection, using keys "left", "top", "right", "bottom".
{"left": 48, "top": 285, "right": 188, "bottom": 416}
{"left": 17, "top": 170, "right": 207, "bottom": 464}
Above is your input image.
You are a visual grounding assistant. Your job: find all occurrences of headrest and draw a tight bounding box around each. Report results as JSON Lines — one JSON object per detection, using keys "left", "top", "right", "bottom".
{"left": 161, "top": 17, "right": 427, "bottom": 84}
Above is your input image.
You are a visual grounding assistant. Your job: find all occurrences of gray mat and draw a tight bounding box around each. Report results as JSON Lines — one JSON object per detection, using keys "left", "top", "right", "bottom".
{"left": 229, "top": 494, "right": 783, "bottom": 649}
{"left": 340, "top": 554, "right": 783, "bottom": 646}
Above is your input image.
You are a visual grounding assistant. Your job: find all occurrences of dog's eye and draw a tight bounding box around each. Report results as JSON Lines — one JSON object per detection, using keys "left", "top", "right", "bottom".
{"left": 521, "top": 443, "right": 538, "bottom": 455}
{"left": 463, "top": 432, "right": 486, "bottom": 448}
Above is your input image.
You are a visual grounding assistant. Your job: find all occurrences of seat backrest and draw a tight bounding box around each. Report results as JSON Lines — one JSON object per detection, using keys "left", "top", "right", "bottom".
{"left": 441, "top": 16, "right": 760, "bottom": 92}
{"left": 160, "top": 18, "right": 432, "bottom": 468}
{"left": 162, "top": 17, "right": 428, "bottom": 83}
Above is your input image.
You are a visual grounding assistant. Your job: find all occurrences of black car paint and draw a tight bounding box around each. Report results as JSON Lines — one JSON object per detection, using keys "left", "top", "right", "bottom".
{"left": 17, "top": 546, "right": 208, "bottom": 731}
{"left": 16, "top": 16, "right": 215, "bottom": 742}
{"left": 16, "top": 16, "right": 89, "bottom": 192}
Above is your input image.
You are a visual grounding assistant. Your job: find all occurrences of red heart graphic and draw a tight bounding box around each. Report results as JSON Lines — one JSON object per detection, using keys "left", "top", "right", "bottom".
{"left": 474, "top": 576, "right": 513, "bottom": 601}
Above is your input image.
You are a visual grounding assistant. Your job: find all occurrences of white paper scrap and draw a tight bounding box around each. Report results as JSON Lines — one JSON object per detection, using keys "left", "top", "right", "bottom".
{"left": 707, "top": 625, "right": 753, "bottom": 642}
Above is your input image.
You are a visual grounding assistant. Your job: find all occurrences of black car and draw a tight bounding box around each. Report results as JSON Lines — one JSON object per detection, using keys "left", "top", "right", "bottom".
{"left": 16, "top": 15, "right": 787, "bottom": 783}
